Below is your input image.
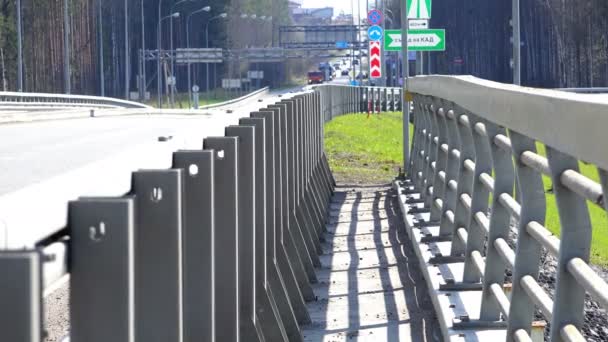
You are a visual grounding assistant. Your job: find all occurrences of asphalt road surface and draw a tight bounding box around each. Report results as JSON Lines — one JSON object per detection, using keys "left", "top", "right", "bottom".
{"left": 0, "top": 87, "right": 298, "bottom": 195}
{"left": 0, "top": 86, "right": 302, "bottom": 342}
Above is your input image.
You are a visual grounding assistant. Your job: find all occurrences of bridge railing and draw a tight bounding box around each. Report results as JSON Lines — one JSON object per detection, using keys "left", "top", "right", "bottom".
{"left": 0, "top": 91, "right": 152, "bottom": 109}
{"left": 398, "top": 75, "right": 608, "bottom": 341}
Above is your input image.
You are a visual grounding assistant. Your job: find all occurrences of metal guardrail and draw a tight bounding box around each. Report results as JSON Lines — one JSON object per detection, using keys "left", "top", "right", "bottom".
{"left": 0, "top": 91, "right": 152, "bottom": 109}
{"left": 395, "top": 75, "right": 608, "bottom": 341}
{"left": 0, "top": 85, "right": 401, "bottom": 341}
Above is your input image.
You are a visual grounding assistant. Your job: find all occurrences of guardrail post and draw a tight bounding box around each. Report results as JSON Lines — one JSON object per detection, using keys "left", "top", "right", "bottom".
{"left": 266, "top": 105, "right": 311, "bottom": 326}
{"left": 292, "top": 97, "right": 323, "bottom": 259}
{"left": 281, "top": 99, "right": 320, "bottom": 276}
{"left": 172, "top": 150, "right": 215, "bottom": 342}
{"left": 268, "top": 103, "right": 317, "bottom": 298}
{"left": 250, "top": 110, "right": 301, "bottom": 341}
{"left": 428, "top": 101, "right": 449, "bottom": 222}
{"left": 0, "top": 250, "right": 42, "bottom": 342}
{"left": 421, "top": 100, "right": 439, "bottom": 209}
{"left": 69, "top": 198, "right": 135, "bottom": 342}
{"left": 133, "top": 169, "right": 184, "bottom": 342}
{"left": 239, "top": 117, "right": 289, "bottom": 341}
{"left": 409, "top": 96, "right": 425, "bottom": 186}
{"left": 202, "top": 137, "right": 240, "bottom": 342}
{"left": 225, "top": 125, "right": 264, "bottom": 341}
{"left": 546, "top": 147, "right": 592, "bottom": 341}
{"left": 437, "top": 106, "right": 462, "bottom": 239}
{"left": 446, "top": 110, "right": 476, "bottom": 257}
{"left": 477, "top": 122, "right": 516, "bottom": 316}
{"left": 506, "top": 131, "right": 546, "bottom": 339}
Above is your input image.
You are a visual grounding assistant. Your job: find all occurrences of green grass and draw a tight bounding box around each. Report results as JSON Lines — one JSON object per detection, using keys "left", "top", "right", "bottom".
{"left": 324, "top": 111, "right": 411, "bottom": 184}
{"left": 324, "top": 111, "right": 608, "bottom": 266}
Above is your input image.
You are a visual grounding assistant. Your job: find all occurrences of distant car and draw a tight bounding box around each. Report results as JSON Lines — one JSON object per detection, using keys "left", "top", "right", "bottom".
{"left": 307, "top": 71, "right": 324, "bottom": 84}
{"left": 341, "top": 69, "right": 349, "bottom": 76}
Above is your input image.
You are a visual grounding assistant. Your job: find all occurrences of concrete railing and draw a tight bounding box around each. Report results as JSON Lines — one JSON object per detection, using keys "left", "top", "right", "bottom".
{"left": 395, "top": 75, "right": 608, "bottom": 341}
{"left": 0, "top": 87, "right": 369, "bottom": 342}
{"left": 0, "top": 91, "right": 152, "bottom": 109}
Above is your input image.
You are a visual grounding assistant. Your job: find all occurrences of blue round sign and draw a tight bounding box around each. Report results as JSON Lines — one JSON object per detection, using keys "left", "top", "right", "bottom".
{"left": 367, "top": 9, "right": 383, "bottom": 25}
{"left": 367, "top": 25, "right": 384, "bottom": 42}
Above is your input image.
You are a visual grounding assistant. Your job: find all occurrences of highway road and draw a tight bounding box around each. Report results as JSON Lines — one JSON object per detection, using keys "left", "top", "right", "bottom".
{"left": 0, "top": 86, "right": 307, "bottom": 342}
{"left": 0, "top": 87, "right": 304, "bottom": 248}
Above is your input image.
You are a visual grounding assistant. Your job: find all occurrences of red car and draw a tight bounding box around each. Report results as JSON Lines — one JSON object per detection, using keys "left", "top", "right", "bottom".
{"left": 307, "top": 71, "right": 324, "bottom": 84}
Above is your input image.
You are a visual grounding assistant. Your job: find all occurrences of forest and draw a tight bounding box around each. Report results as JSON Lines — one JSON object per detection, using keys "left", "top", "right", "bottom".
{"left": 0, "top": 0, "right": 606, "bottom": 96}
{"left": 0, "top": 0, "right": 289, "bottom": 97}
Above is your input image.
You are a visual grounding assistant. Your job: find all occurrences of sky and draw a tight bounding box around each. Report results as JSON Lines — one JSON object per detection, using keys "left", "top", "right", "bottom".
{"left": 301, "top": 0, "right": 371, "bottom": 19}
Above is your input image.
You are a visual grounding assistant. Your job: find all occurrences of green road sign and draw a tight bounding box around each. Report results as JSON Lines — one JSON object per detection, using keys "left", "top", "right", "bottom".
{"left": 384, "top": 29, "right": 445, "bottom": 52}
{"left": 407, "top": 0, "right": 432, "bottom": 19}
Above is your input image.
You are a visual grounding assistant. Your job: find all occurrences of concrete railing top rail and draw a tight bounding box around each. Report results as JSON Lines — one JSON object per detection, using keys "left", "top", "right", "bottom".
{"left": 400, "top": 75, "right": 608, "bottom": 341}
{"left": 407, "top": 75, "right": 608, "bottom": 170}
{"left": 0, "top": 91, "right": 152, "bottom": 109}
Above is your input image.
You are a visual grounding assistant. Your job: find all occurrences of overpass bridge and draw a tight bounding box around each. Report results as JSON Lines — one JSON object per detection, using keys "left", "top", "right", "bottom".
{"left": 1, "top": 77, "right": 607, "bottom": 342}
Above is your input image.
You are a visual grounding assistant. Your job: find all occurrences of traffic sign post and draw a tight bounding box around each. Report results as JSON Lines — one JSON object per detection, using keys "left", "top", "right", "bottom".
{"left": 406, "top": 0, "right": 432, "bottom": 19}
{"left": 367, "top": 26, "right": 384, "bottom": 42}
{"left": 369, "top": 41, "right": 382, "bottom": 79}
{"left": 385, "top": 29, "right": 445, "bottom": 52}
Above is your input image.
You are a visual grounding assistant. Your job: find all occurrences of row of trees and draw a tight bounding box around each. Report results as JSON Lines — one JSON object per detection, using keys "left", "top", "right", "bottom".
{"left": 0, "top": 0, "right": 290, "bottom": 97}
{"left": 425, "top": 0, "right": 608, "bottom": 87}
{"left": 380, "top": 0, "right": 607, "bottom": 87}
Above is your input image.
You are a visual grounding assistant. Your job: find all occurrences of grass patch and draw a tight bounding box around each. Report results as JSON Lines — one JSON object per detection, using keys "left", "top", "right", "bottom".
{"left": 324, "top": 111, "right": 608, "bottom": 266}
{"left": 324, "top": 111, "right": 411, "bottom": 184}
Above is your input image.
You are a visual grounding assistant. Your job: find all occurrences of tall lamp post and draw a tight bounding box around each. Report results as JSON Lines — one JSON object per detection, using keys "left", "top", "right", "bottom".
{"left": 125, "top": 0, "right": 129, "bottom": 99}
{"left": 186, "top": 5, "right": 211, "bottom": 107}
{"left": 16, "top": 0, "right": 23, "bottom": 91}
{"left": 168, "top": 0, "right": 199, "bottom": 106}
{"left": 205, "top": 13, "right": 227, "bottom": 103}
{"left": 64, "top": 0, "right": 71, "bottom": 94}
{"left": 157, "top": 11, "right": 180, "bottom": 108}
{"left": 157, "top": 0, "right": 164, "bottom": 108}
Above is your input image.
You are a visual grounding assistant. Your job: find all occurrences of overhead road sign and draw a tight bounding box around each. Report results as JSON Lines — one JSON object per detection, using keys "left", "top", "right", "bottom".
{"left": 384, "top": 29, "right": 445, "bottom": 52}
{"left": 407, "top": 0, "right": 432, "bottom": 19}
{"left": 367, "top": 9, "right": 383, "bottom": 25}
{"left": 367, "top": 26, "right": 384, "bottom": 42}
{"left": 335, "top": 41, "right": 349, "bottom": 49}
{"left": 408, "top": 19, "right": 429, "bottom": 29}
{"left": 369, "top": 41, "right": 382, "bottom": 79}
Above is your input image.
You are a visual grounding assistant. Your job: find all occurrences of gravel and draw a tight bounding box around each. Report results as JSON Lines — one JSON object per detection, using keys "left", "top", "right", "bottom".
{"left": 504, "top": 223, "right": 608, "bottom": 341}
{"left": 43, "top": 283, "right": 70, "bottom": 342}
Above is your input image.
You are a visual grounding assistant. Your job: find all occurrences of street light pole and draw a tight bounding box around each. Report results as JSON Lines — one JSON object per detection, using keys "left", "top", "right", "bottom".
{"left": 513, "top": 0, "right": 521, "bottom": 85}
{"left": 64, "top": 0, "right": 71, "bottom": 94}
{"left": 98, "top": 0, "right": 104, "bottom": 96}
{"left": 167, "top": 0, "right": 194, "bottom": 107}
{"left": 157, "top": 0, "right": 164, "bottom": 108}
{"left": 205, "top": 13, "right": 227, "bottom": 104}
{"left": 125, "top": 0, "right": 129, "bottom": 100}
{"left": 140, "top": 0, "right": 145, "bottom": 101}
{"left": 16, "top": 0, "right": 23, "bottom": 92}
{"left": 187, "top": 6, "right": 211, "bottom": 108}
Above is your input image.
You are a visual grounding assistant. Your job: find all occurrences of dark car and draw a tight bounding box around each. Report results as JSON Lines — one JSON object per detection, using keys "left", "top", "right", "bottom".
{"left": 341, "top": 69, "right": 349, "bottom": 76}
